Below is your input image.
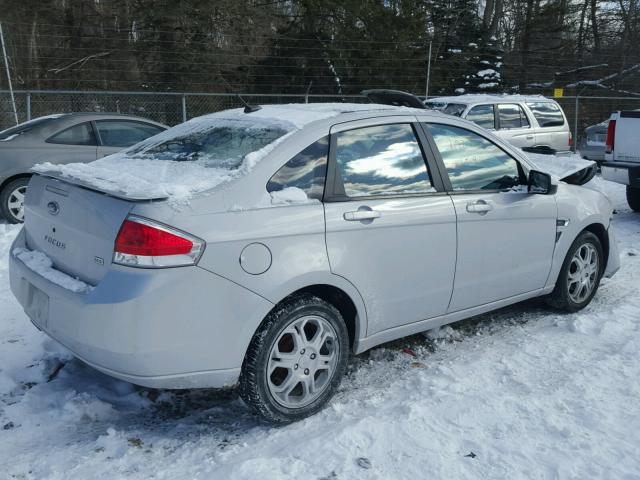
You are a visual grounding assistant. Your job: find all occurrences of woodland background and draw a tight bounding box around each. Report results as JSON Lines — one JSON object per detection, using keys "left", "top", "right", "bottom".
{"left": 0, "top": 0, "right": 639, "bottom": 97}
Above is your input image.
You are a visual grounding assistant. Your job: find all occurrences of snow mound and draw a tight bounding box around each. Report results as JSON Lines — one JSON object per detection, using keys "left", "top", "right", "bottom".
{"left": 13, "top": 248, "right": 94, "bottom": 293}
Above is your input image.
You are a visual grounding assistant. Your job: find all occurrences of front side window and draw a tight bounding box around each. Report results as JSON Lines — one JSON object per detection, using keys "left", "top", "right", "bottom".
{"left": 48, "top": 122, "right": 97, "bottom": 146}
{"left": 526, "top": 102, "right": 565, "bottom": 127}
{"left": 427, "top": 123, "right": 522, "bottom": 191}
{"left": 96, "top": 121, "right": 164, "bottom": 147}
{"left": 334, "top": 124, "right": 433, "bottom": 197}
{"left": 267, "top": 136, "right": 328, "bottom": 200}
{"left": 465, "top": 105, "right": 495, "bottom": 129}
{"left": 498, "top": 104, "right": 530, "bottom": 129}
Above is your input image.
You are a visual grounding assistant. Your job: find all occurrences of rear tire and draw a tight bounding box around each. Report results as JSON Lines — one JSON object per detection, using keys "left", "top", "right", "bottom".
{"left": 627, "top": 186, "right": 640, "bottom": 212}
{"left": 546, "top": 231, "right": 603, "bottom": 312}
{"left": 0, "top": 177, "right": 30, "bottom": 224}
{"left": 239, "top": 294, "right": 349, "bottom": 423}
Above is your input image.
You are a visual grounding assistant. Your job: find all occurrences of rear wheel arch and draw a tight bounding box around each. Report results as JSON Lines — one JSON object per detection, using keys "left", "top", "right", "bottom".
{"left": 256, "top": 283, "right": 365, "bottom": 354}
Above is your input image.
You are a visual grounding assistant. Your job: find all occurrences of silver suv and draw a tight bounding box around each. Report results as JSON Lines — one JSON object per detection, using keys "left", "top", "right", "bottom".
{"left": 9, "top": 104, "right": 618, "bottom": 423}
{"left": 425, "top": 95, "right": 572, "bottom": 154}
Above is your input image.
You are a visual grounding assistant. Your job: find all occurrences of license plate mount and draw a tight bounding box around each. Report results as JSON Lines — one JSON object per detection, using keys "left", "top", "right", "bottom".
{"left": 25, "top": 283, "right": 49, "bottom": 329}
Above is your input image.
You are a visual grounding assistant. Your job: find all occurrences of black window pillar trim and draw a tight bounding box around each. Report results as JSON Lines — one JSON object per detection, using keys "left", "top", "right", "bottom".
{"left": 415, "top": 122, "right": 453, "bottom": 192}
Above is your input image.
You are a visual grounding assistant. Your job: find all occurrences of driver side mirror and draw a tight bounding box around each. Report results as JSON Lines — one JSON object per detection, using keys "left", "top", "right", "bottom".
{"left": 528, "top": 170, "right": 554, "bottom": 195}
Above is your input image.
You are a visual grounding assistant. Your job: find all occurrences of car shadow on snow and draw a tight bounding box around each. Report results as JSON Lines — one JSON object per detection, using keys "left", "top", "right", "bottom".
{"left": 29, "top": 297, "right": 553, "bottom": 446}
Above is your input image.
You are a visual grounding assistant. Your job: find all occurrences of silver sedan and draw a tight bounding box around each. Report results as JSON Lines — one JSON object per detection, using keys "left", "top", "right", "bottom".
{"left": 0, "top": 113, "right": 166, "bottom": 223}
{"left": 9, "top": 104, "right": 619, "bottom": 423}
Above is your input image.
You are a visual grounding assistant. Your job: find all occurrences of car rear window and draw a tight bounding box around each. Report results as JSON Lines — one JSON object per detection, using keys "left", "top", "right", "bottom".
{"left": 0, "top": 116, "right": 59, "bottom": 141}
{"left": 526, "top": 102, "right": 565, "bottom": 127}
{"left": 127, "top": 118, "right": 289, "bottom": 169}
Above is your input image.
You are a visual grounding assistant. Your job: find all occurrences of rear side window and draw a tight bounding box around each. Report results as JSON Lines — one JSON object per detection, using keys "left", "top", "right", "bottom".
{"left": 498, "top": 104, "right": 530, "bottom": 129}
{"left": 334, "top": 124, "right": 433, "bottom": 197}
{"left": 465, "top": 105, "right": 495, "bottom": 129}
{"left": 267, "top": 136, "right": 328, "bottom": 201}
{"left": 526, "top": 102, "right": 565, "bottom": 127}
{"left": 96, "top": 120, "right": 164, "bottom": 147}
{"left": 426, "top": 123, "right": 522, "bottom": 191}
{"left": 47, "top": 122, "right": 97, "bottom": 146}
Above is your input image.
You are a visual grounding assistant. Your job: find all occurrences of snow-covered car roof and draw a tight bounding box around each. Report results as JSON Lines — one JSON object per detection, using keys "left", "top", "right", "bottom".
{"left": 426, "top": 94, "right": 555, "bottom": 106}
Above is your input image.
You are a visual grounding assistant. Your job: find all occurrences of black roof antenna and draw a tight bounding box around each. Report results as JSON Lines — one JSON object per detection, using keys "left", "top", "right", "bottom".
{"left": 238, "top": 94, "right": 262, "bottom": 114}
{"left": 219, "top": 76, "right": 262, "bottom": 113}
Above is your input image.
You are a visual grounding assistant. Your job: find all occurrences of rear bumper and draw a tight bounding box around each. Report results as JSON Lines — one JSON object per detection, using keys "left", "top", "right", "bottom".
{"left": 9, "top": 229, "right": 274, "bottom": 389}
{"left": 601, "top": 162, "right": 640, "bottom": 187}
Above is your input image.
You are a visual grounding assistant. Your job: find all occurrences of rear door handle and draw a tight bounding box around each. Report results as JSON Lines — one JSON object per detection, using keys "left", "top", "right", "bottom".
{"left": 526, "top": 135, "right": 534, "bottom": 140}
{"left": 466, "top": 200, "right": 492, "bottom": 214}
{"left": 343, "top": 209, "right": 381, "bottom": 222}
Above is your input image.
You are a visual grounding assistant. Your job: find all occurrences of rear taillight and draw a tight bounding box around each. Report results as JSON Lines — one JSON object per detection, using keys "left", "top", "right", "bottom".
{"left": 568, "top": 131, "right": 573, "bottom": 147}
{"left": 114, "top": 215, "right": 204, "bottom": 268}
{"left": 605, "top": 119, "right": 616, "bottom": 154}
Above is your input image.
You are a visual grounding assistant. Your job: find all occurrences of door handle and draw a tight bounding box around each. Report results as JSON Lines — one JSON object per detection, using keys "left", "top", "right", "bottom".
{"left": 466, "top": 200, "right": 493, "bottom": 214}
{"left": 526, "top": 135, "right": 534, "bottom": 140}
{"left": 343, "top": 208, "right": 381, "bottom": 222}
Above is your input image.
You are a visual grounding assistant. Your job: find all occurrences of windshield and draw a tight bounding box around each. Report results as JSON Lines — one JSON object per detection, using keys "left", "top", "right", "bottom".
{"left": 126, "top": 119, "right": 289, "bottom": 169}
{"left": 424, "top": 102, "right": 467, "bottom": 117}
{"left": 0, "top": 116, "right": 59, "bottom": 141}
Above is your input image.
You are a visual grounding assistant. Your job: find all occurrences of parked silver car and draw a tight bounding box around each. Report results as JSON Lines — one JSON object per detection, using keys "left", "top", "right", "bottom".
{"left": 578, "top": 120, "right": 608, "bottom": 162}
{"left": 0, "top": 113, "right": 167, "bottom": 223}
{"left": 425, "top": 95, "right": 572, "bottom": 154}
{"left": 9, "top": 103, "right": 619, "bottom": 423}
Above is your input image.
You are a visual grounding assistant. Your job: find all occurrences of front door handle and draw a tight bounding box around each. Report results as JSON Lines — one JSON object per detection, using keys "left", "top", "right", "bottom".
{"left": 526, "top": 135, "right": 534, "bottom": 140}
{"left": 343, "top": 208, "right": 381, "bottom": 222}
{"left": 466, "top": 200, "right": 493, "bottom": 214}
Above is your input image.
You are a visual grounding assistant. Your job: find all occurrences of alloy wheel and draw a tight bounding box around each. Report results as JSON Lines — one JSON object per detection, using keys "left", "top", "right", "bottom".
{"left": 567, "top": 243, "right": 599, "bottom": 304}
{"left": 267, "top": 315, "right": 339, "bottom": 408}
{"left": 7, "top": 185, "right": 27, "bottom": 222}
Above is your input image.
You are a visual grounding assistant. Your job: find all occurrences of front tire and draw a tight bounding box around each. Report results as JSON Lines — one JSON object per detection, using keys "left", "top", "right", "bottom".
{"left": 547, "top": 231, "right": 603, "bottom": 312}
{"left": 239, "top": 294, "right": 349, "bottom": 423}
{"left": 0, "top": 177, "right": 30, "bottom": 224}
{"left": 627, "top": 186, "right": 640, "bottom": 212}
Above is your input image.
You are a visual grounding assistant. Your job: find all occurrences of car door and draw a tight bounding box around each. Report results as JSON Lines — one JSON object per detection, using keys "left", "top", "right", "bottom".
{"left": 422, "top": 121, "right": 557, "bottom": 312}
{"left": 95, "top": 120, "right": 165, "bottom": 158}
{"left": 323, "top": 118, "right": 457, "bottom": 336}
{"left": 496, "top": 103, "right": 536, "bottom": 149}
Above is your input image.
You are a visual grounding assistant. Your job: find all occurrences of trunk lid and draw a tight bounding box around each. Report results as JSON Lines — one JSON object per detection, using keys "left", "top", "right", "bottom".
{"left": 23, "top": 174, "right": 141, "bottom": 285}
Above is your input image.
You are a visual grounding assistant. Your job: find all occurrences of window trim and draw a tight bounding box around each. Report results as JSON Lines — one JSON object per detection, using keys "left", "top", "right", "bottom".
{"left": 45, "top": 121, "right": 98, "bottom": 146}
{"left": 93, "top": 119, "right": 166, "bottom": 148}
{"left": 496, "top": 103, "right": 532, "bottom": 130}
{"left": 418, "top": 122, "right": 528, "bottom": 195}
{"left": 324, "top": 122, "right": 447, "bottom": 203}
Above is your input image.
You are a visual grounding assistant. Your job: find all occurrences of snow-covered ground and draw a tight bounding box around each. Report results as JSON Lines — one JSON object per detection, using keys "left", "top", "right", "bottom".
{"left": 1, "top": 181, "right": 639, "bottom": 480}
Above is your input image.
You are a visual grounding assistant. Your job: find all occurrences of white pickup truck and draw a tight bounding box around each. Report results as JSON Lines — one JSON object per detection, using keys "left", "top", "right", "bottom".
{"left": 601, "top": 110, "right": 640, "bottom": 211}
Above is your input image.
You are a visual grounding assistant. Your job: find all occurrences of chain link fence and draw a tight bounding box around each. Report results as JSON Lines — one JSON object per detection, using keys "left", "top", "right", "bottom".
{"left": 0, "top": 90, "right": 367, "bottom": 130}
{"left": 1, "top": 89, "right": 640, "bottom": 149}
